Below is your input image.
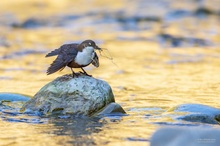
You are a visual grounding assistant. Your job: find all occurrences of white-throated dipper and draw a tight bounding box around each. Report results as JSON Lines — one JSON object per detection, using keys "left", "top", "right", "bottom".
{"left": 46, "top": 40, "right": 101, "bottom": 77}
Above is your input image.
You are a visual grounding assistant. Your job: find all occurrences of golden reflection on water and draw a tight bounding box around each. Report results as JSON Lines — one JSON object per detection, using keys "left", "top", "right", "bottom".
{"left": 1, "top": 0, "right": 220, "bottom": 146}
{"left": 1, "top": 40, "right": 220, "bottom": 145}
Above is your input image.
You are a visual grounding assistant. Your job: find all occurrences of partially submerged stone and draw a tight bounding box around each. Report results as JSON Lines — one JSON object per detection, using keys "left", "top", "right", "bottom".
{"left": 151, "top": 127, "right": 220, "bottom": 146}
{"left": 164, "top": 104, "right": 220, "bottom": 124}
{"left": 0, "top": 93, "right": 30, "bottom": 102}
{"left": 21, "top": 74, "right": 124, "bottom": 116}
{"left": 93, "top": 102, "right": 126, "bottom": 117}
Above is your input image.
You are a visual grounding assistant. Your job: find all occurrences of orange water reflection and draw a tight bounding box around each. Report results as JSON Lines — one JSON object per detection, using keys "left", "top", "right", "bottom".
{"left": 1, "top": 0, "right": 220, "bottom": 146}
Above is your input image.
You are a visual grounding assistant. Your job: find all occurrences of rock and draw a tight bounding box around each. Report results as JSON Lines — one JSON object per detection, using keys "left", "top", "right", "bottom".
{"left": 21, "top": 74, "right": 121, "bottom": 116}
{"left": 12, "top": 18, "right": 47, "bottom": 29}
{"left": 0, "top": 93, "right": 30, "bottom": 113}
{"left": 150, "top": 127, "right": 220, "bottom": 146}
{"left": 164, "top": 104, "right": 220, "bottom": 124}
{"left": 194, "top": 7, "right": 215, "bottom": 17}
{"left": 0, "top": 93, "right": 30, "bottom": 102}
{"left": 93, "top": 102, "right": 126, "bottom": 117}
{"left": 158, "top": 33, "right": 212, "bottom": 48}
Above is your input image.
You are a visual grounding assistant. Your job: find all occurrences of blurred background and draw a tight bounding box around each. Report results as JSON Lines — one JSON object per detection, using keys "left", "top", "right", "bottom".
{"left": 1, "top": 0, "right": 220, "bottom": 146}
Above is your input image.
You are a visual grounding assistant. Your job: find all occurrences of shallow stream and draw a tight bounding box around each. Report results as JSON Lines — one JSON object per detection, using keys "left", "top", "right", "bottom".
{"left": 1, "top": 0, "right": 220, "bottom": 145}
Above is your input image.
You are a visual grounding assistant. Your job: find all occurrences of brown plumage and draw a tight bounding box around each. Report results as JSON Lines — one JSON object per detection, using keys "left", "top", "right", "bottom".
{"left": 46, "top": 40, "right": 101, "bottom": 77}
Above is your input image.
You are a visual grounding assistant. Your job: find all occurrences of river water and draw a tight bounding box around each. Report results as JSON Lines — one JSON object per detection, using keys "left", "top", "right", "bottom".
{"left": 1, "top": 0, "right": 220, "bottom": 146}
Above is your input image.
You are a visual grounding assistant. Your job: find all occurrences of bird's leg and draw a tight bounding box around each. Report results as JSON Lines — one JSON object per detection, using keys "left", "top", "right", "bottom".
{"left": 80, "top": 68, "right": 92, "bottom": 77}
{"left": 70, "top": 68, "right": 77, "bottom": 77}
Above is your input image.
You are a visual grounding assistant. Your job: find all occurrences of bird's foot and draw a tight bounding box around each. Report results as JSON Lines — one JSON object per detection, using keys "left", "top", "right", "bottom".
{"left": 72, "top": 73, "right": 79, "bottom": 78}
{"left": 79, "top": 71, "right": 92, "bottom": 77}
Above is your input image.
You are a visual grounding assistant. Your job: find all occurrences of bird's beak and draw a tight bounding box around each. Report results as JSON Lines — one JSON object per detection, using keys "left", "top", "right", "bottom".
{"left": 95, "top": 46, "right": 102, "bottom": 50}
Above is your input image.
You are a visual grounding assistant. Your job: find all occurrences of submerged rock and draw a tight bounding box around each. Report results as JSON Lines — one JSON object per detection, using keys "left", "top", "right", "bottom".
{"left": 151, "top": 127, "right": 220, "bottom": 146}
{"left": 93, "top": 102, "right": 126, "bottom": 116}
{"left": 164, "top": 104, "right": 220, "bottom": 124}
{"left": 158, "top": 33, "right": 212, "bottom": 48}
{"left": 21, "top": 74, "right": 124, "bottom": 116}
{"left": 0, "top": 93, "right": 30, "bottom": 102}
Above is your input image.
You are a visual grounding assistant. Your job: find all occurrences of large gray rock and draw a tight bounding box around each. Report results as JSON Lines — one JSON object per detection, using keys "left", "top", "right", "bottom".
{"left": 21, "top": 74, "right": 121, "bottom": 116}
{"left": 151, "top": 127, "right": 220, "bottom": 146}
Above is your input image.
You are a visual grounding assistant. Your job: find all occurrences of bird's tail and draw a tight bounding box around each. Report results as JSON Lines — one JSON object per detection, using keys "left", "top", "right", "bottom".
{"left": 47, "top": 56, "right": 66, "bottom": 75}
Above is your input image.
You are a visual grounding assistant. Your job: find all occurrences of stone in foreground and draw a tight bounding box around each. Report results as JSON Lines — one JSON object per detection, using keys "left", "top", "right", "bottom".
{"left": 21, "top": 74, "right": 121, "bottom": 116}
{"left": 151, "top": 127, "right": 220, "bottom": 146}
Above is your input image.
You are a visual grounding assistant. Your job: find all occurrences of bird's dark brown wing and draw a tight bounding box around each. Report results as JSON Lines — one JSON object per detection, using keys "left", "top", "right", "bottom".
{"left": 45, "top": 48, "right": 60, "bottom": 57}
{"left": 46, "top": 44, "right": 79, "bottom": 75}
{"left": 47, "top": 55, "right": 67, "bottom": 75}
{"left": 45, "top": 43, "right": 78, "bottom": 57}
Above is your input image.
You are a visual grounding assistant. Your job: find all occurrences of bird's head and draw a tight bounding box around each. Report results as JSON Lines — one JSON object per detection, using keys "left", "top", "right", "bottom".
{"left": 80, "top": 40, "right": 101, "bottom": 51}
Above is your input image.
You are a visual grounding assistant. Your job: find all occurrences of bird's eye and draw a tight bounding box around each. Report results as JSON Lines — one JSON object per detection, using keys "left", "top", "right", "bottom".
{"left": 88, "top": 43, "right": 92, "bottom": 46}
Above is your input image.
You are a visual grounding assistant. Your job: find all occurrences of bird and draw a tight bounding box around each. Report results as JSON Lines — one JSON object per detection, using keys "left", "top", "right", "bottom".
{"left": 45, "top": 40, "right": 101, "bottom": 77}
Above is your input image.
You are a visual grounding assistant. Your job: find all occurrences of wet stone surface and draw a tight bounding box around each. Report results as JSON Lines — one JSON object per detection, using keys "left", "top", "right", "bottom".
{"left": 21, "top": 74, "right": 126, "bottom": 116}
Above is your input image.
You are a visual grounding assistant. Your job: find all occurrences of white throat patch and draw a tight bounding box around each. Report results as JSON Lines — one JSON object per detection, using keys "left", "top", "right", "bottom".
{"left": 75, "top": 46, "right": 95, "bottom": 65}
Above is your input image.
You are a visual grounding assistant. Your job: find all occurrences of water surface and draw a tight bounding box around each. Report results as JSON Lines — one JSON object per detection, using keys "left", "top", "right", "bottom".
{"left": 1, "top": 0, "right": 220, "bottom": 145}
